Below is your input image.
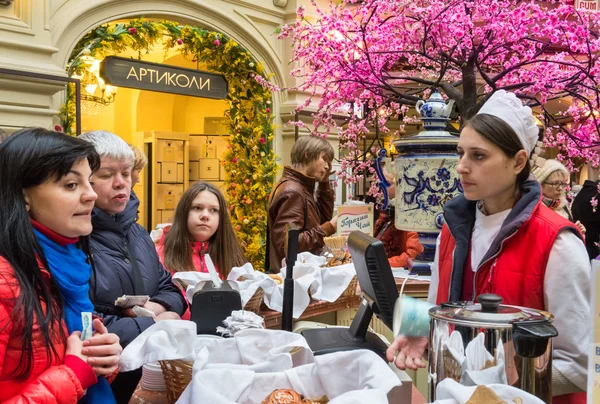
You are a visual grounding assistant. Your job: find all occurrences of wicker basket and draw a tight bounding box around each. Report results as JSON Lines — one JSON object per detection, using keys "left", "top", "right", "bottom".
{"left": 243, "top": 287, "right": 264, "bottom": 314}
{"left": 159, "top": 359, "right": 193, "bottom": 404}
{"left": 442, "top": 348, "right": 462, "bottom": 383}
{"left": 237, "top": 275, "right": 264, "bottom": 314}
{"left": 341, "top": 275, "right": 358, "bottom": 297}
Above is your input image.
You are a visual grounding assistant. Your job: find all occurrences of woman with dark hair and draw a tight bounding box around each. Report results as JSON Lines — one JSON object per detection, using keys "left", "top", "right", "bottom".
{"left": 386, "top": 91, "right": 590, "bottom": 404}
{"left": 156, "top": 182, "right": 247, "bottom": 318}
{"left": 0, "top": 128, "right": 121, "bottom": 402}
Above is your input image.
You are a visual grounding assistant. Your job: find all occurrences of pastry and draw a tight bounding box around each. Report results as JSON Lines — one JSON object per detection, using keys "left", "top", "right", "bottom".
{"left": 261, "top": 390, "right": 329, "bottom": 404}
{"left": 269, "top": 274, "right": 283, "bottom": 285}
{"left": 325, "top": 250, "right": 352, "bottom": 267}
{"left": 465, "top": 385, "right": 504, "bottom": 404}
{"left": 261, "top": 389, "right": 303, "bottom": 404}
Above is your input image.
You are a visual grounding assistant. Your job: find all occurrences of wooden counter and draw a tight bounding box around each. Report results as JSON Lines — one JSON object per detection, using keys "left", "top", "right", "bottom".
{"left": 260, "top": 277, "right": 431, "bottom": 329}
{"left": 262, "top": 295, "right": 361, "bottom": 329}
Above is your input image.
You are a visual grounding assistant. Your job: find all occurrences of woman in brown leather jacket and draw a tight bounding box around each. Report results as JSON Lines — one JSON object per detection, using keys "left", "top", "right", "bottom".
{"left": 268, "top": 136, "right": 338, "bottom": 271}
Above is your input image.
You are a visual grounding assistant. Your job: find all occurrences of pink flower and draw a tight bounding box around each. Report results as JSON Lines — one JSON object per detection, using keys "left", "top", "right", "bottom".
{"left": 227, "top": 143, "right": 232, "bottom": 149}
{"left": 232, "top": 157, "right": 238, "bottom": 163}
{"left": 54, "top": 125, "right": 63, "bottom": 132}
{"left": 128, "top": 27, "right": 137, "bottom": 34}
{"left": 214, "top": 39, "right": 220, "bottom": 46}
{"left": 230, "top": 182, "right": 237, "bottom": 189}
{"left": 245, "top": 198, "right": 253, "bottom": 204}
{"left": 259, "top": 138, "right": 266, "bottom": 144}
{"left": 245, "top": 179, "right": 251, "bottom": 184}
{"left": 591, "top": 196, "right": 598, "bottom": 213}
{"left": 235, "top": 225, "right": 241, "bottom": 231}
{"left": 266, "top": 108, "right": 271, "bottom": 114}
{"left": 177, "top": 38, "right": 183, "bottom": 45}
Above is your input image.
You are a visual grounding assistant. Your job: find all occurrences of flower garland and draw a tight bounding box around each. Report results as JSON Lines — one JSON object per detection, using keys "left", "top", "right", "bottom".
{"left": 60, "top": 18, "right": 278, "bottom": 270}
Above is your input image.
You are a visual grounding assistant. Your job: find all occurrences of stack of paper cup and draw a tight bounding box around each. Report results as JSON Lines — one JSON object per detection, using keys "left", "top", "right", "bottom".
{"left": 141, "top": 361, "right": 166, "bottom": 391}
{"left": 393, "top": 295, "right": 434, "bottom": 337}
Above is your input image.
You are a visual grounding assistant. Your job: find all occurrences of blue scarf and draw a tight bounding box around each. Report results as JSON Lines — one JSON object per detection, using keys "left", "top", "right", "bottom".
{"left": 34, "top": 229, "right": 116, "bottom": 404}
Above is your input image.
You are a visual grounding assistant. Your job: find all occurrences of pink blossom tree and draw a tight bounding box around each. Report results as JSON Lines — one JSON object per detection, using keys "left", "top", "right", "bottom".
{"left": 279, "top": 0, "right": 600, "bottom": 185}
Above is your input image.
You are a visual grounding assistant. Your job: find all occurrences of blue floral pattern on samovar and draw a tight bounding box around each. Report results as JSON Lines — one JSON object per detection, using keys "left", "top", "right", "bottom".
{"left": 394, "top": 90, "right": 462, "bottom": 260}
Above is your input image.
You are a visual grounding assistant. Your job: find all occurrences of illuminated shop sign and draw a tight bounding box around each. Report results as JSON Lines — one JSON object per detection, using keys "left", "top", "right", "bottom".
{"left": 100, "top": 56, "right": 228, "bottom": 99}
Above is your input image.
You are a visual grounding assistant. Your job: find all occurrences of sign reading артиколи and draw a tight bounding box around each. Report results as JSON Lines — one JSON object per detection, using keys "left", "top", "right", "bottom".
{"left": 99, "top": 56, "right": 228, "bottom": 99}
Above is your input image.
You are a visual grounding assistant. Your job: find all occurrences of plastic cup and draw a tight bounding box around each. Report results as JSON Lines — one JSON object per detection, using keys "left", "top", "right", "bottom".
{"left": 393, "top": 295, "right": 434, "bottom": 337}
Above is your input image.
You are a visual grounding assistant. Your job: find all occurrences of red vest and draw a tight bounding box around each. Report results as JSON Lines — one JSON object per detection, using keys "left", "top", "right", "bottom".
{"left": 437, "top": 200, "right": 585, "bottom": 404}
{"left": 436, "top": 201, "right": 581, "bottom": 309}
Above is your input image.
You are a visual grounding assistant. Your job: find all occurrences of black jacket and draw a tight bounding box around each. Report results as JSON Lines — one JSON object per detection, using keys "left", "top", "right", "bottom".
{"left": 572, "top": 180, "right": 600, "bottom": 260}
{"left": 88, "top": 193, "right": 187, "bottom": 347}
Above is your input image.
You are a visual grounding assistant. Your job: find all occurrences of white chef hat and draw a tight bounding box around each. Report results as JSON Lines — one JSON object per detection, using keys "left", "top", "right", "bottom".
{"left": 476, "top": 90, "right": 539, "bottom": 155}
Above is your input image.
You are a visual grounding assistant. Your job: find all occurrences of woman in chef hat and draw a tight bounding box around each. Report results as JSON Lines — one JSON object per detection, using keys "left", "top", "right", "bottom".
{"left": 387, "top": 91, "right": 590, "bottom": 404}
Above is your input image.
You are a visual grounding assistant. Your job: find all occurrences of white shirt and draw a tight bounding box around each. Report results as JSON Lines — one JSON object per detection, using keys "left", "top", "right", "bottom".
{"left": 428, "top": 209, "right": 591, "bottom": 391}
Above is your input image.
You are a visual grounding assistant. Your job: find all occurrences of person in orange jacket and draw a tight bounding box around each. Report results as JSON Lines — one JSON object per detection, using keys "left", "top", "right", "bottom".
{"left": 373, "top": 171, "right": 424, "bottom": 268}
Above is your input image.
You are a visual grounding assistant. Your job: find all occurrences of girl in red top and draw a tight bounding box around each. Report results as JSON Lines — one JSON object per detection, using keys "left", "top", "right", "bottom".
{"left": 0, "top": 128, "right": 122, "bottom": 403}
{"left": 157, "top": 181, "right": 247, "bottom": 319}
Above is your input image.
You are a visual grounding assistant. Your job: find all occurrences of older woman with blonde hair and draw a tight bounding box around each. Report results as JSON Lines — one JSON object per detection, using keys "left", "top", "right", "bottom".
{"left": 532, "top": 158, "right": 586, "bottom": 234}
{"left": 129, "top": 144, "right": 148, "bottom": 187}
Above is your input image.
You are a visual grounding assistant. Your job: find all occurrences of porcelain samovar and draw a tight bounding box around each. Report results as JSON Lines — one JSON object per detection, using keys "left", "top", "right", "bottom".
{"left": 393, "top": 90, "right": 462, "bottom": 261}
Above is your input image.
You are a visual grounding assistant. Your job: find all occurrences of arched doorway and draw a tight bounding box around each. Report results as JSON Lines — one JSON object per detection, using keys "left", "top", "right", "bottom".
{"left": 54, "top": 13, "right": 280, "bottom": 270}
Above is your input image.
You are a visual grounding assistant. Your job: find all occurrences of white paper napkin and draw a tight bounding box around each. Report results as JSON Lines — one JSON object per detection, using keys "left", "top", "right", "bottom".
{"left": 119, "top": 323, "right": 314, "bottom": 372}
{"left": 461, "top": 333, "right": 507, "bottom": 386}
{"left": 173, "top": 263, "right": 275, "bottom": 307}
{"left": 177, "top": 349, "right": 400, "bottom": 404}
{"left": 434, "top": 378, "right": 544, "bottom": 404}
{"left": 173, "top": 255, "right": 356, "bottom": 319}
{"left": 265, "top": 252, "right": 356, "bottom": 318}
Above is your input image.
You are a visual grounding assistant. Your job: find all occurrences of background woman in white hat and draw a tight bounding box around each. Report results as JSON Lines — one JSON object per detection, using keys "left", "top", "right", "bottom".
{"left": 532, "top": 158, "right": 586, "bottom": 234}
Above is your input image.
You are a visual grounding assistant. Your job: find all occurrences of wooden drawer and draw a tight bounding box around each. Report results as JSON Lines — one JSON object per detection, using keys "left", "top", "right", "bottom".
{"left": 189, "top": 161, "right": 199, "bottom": 181}
{"left": 199, "top": 158, "right": 219, "bottom": 180}
{"left": 156, "top": 184, "right": 184, "bottom": 210}
{"left": 157, "top": 139, "right": 184, "bottom": 162}
{"left": 160, "top": 210, "right": 174, "bottom": 223}
{"left": 203, "top": 140, "right": 217, "bottom": 159}
{"left": 177, "top": 163, "right": 185, "bottom": 183}
{"left": 159, "top": 162, "right": 178, "bottom": 183}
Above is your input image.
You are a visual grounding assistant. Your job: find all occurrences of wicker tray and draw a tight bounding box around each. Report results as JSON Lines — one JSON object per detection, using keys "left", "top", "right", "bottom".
{"left": 341, "top": 275, "right": 358, "bottom": 297}
{"left": 237, "top": 275, "right": 264, "bottom": 314}
{"left": 159, "top": 359, "right": 193, "bottom": 404}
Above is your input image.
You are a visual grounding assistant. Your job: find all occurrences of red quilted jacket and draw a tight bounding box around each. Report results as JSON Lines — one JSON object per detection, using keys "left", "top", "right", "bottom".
{"left": 0, "top": 256, "right": 85, "bottom": 403}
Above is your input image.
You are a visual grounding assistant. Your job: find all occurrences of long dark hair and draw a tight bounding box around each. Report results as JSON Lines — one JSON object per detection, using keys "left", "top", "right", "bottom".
{"left": 464, "top": 114, "right": 532, "bottom": 185}
{"left": 0, "top": 128, "right": 100, "bottom": 379}
{"left": 164, "top": 181, "right": 247, "bottom": 278}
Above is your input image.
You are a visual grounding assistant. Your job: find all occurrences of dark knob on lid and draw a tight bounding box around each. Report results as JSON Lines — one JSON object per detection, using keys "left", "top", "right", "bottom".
{"left": 477, "top": 294, "right": 502, "bottom": 313}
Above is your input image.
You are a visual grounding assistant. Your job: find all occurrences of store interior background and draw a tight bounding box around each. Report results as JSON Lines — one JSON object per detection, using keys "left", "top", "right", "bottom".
{"left": 79, "top": 39, "right": 230, "bottom": 229}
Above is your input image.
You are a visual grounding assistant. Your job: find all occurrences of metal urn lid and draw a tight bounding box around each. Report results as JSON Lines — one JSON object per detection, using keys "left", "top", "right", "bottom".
{"left": 428, "top": 294, "right": 555, "bottom": 329}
